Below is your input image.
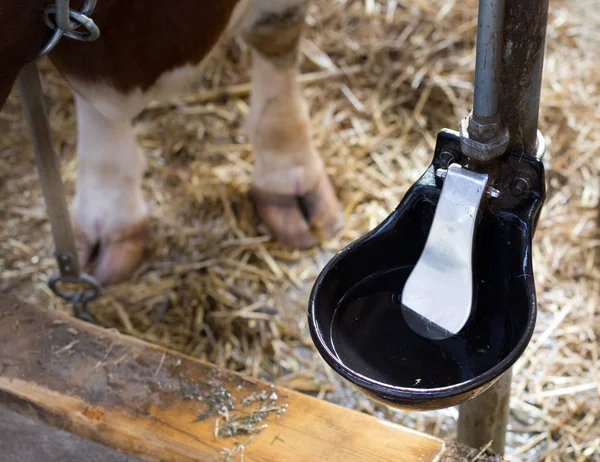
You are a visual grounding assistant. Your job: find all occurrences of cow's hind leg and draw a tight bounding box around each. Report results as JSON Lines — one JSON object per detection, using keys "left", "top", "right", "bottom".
{"left": 242, "top": 0, "right": 343, "bottom": 248}
{"left": 70, "top": 90, "right": 148, "bottom": 286}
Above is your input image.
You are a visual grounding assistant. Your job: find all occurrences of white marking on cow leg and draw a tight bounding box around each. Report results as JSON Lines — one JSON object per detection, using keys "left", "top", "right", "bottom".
{"left": 61, "top": 2, "right": 256, "bottom": 282}
{"left": 73, "top": 92, "right": 147, "bottom": 240}
{"left": 63, "top": 14, "right": 244, "bottom": 282}
{"left": 71, "top": 90, "right": 147, "bottom": 284}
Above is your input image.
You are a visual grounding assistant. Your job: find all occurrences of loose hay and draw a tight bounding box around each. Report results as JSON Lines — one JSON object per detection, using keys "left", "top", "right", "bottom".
{"left": 0, "top": 0, "right": 599, "bottom": 460}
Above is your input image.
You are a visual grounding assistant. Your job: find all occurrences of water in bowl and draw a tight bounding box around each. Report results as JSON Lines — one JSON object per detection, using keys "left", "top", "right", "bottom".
{"left": 330, "top": 265, "right": 514, "bottom": 389}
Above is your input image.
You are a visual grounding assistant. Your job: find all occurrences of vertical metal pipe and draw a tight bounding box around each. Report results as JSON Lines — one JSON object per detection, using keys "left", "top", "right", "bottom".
{"left": 457, "top": 0, "right": 550, "bottom": 456}
{"left": 499, "top": 0, "right": 550, "bottom": 155}
{"left": 457, "top": 369, "right": 513, "bottom": 455}
{"left": 473, "top": 0, "right": 505, "bottom": 121}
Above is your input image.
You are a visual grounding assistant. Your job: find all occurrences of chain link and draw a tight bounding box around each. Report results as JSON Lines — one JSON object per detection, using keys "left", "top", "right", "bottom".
{"left": 48, "top": 272, "right": 100, "bottom": 322}
{"left": 72, "top": 293, "right": 97, "bottom": 323}
{"left": 40, "top": 0, "right": 100, "bottom": 56}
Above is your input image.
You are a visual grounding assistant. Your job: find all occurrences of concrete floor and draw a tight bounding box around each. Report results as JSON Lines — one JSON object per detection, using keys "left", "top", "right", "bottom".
{"left": 0, "top": 407, "right": 142, "bottom": 462}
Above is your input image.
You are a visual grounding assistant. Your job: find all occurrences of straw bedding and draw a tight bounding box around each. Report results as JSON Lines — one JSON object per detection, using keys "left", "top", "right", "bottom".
{"left": 0, "top": 0, "right": 598, "bottom": 460}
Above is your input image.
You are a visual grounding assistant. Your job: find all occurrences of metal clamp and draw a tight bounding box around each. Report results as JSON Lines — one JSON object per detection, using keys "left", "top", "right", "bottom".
{"left": 40, "top": 0, "right": 100, "bottom": 56}
{"left": 459, "top": 114, "right": 510, "bottom": 163}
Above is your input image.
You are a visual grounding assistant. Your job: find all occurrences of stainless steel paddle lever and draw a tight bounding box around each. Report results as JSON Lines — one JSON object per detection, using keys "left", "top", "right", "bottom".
{"left": 401, "top": 164, "right": 492, "bottom": 340}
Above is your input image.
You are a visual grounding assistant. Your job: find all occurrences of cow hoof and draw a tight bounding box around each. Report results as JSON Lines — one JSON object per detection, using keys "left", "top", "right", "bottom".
{"left": 250, "top": 174, "right": 343, "bottom": 249}
{"left": 73, "top": 220, "right": 147, "bottom": 286}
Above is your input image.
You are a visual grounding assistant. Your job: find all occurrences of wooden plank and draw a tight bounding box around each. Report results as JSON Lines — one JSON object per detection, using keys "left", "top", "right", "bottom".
{"left": 0, "top": 295, "right": 444, "bottom": 462}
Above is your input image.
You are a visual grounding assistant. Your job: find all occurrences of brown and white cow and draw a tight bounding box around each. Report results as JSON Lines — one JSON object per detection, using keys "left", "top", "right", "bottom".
{"left": 0, "top": 0, "right": 343, "bottom": 285}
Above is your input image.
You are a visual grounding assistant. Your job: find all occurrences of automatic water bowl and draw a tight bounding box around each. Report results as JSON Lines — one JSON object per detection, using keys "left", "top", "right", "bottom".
{"left": 308, "top": 129, "right": 546, "bottom": 411}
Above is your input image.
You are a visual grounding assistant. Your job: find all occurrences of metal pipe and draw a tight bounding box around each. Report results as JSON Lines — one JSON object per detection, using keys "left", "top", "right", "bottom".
{"left": 457, "top": 0, "right": 550, "bottom": 455}
{"left": 459, "top": 0, "right": 508, "bottom": 163}
{"left": 457, "top": 369, "right": 512, "bottom": 455}
{"left": 473, "top": 0, "right": 505, "bottom": 121}
{"left": 499, "top": 0, "right": 550, "bottom": 155}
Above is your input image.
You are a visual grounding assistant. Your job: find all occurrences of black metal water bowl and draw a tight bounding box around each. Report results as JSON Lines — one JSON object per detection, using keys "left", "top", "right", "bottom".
{"left": 308, "top": 129, "right": 546, "bottom": 411}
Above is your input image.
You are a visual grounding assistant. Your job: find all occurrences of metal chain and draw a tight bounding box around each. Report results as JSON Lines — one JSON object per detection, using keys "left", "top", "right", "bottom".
{"left": 16, "top": 1, "right": 102, "bottom": 321}
{"left": 40, "top": 0, "right": 100, "bottom": 56}
{"left": 18, "top": 62, "right": 100, "bottom": 322}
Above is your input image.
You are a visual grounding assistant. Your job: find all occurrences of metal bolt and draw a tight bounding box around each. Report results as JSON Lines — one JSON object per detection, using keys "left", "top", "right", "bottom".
{"left": 487, "top": 187, "right": 500, "bottom": 199}
{"left": 512, "top": 178, "right": 530, "bottom": 196}
{"left": 436, "top": 167, "right": 500, "bottom": 199}
{"left": 440, "top": 150, "right": 455, "bottom": 169}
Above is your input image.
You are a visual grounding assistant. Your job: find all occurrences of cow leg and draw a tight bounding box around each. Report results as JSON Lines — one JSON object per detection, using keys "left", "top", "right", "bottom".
{"left": 242, "top": 0, "right": 343, "bottom": 248}
{"left": 70, "top": 91, "right": 147, "bottom": 286}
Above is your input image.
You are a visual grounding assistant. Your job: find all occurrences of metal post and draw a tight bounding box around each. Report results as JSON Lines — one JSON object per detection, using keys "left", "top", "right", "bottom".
{"left": 473, "top": 0, "right": 504, "bottom": 122}
{"left": 459, "top": 0, "right": 509, "bottom": 164}
{"left": 457, "top": 0, "right": 549, "bottom": 456}
{"left": 498, "top": 0, "right": 550, "bottom": 154}
{"left": 457, "top": 369, "right": 512, "bottom": 454}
